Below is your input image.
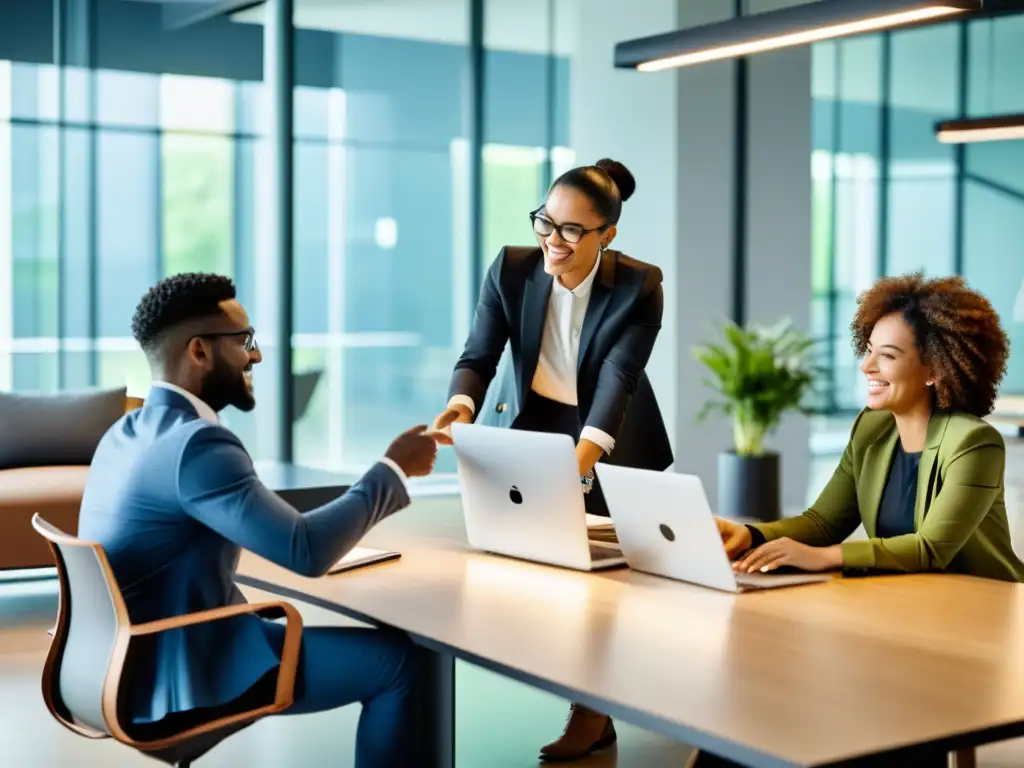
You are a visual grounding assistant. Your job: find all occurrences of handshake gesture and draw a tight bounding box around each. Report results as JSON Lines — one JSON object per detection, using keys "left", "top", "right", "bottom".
{"left": 383, "top": 410, "right": 461, "bottom": 478}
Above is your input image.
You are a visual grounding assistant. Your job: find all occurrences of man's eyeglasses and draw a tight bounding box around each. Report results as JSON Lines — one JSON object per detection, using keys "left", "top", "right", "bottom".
{"left": 198, "top": 330, "right": 258, "bottom": 352}
{"left": 529, "top": 207, "right": 607, "bottom": 245}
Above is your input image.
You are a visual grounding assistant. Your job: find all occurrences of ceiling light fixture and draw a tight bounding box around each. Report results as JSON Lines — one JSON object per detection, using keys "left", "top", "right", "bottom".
{"left": 614, "top": 0, "right": 981, "bottom": 72}
{"left": 935, "top": 113, "right": 1024, "bottom": 143}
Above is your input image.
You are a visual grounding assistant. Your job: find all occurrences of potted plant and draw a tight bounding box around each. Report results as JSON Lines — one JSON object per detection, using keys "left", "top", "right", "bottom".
{"left": 692, "top": 319, "right": 818, "bottom": 522}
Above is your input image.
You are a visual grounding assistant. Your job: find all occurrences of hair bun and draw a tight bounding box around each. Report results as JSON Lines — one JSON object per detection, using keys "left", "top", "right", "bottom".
{"left": 595, "top": 158, "right": 636, "bottom": 202}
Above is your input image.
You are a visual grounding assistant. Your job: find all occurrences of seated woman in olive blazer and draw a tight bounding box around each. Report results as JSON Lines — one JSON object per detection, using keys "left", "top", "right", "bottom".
{"left": 717, "top": 273, "right": 1023, "bottom": 582}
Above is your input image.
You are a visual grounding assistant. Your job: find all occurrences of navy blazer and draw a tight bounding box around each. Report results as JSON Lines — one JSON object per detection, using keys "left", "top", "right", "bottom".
{"left": 449, "top": 246, "right": 673, "bottom": 472}
{"left": 77, "top": 387, "right": 409, "bottom": 724}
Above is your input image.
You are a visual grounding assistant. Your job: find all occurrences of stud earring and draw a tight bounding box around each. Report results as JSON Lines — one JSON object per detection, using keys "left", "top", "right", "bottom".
{"left": 926, "top": 380, "right": 934, "bottom": 387}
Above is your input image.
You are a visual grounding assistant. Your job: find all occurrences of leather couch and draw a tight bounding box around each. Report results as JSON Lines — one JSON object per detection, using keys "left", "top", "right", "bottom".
{"left": 0, "top": 389, "right": 142, "bottom": 571}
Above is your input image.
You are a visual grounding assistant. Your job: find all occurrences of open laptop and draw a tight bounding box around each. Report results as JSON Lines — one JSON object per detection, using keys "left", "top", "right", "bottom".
{"left": 595, "top": 463, "right": 831, "bottom": 593}
{"left": 451, "top": 423, "right": 626, "bottom": 571}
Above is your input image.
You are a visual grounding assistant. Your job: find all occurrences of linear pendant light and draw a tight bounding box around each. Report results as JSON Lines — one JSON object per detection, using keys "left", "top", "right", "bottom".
{"left": 614, "top": 0, "right": 981, "bottom": 72}
{"left": 935, "top": 114, "right": 1024, "bottom": 143}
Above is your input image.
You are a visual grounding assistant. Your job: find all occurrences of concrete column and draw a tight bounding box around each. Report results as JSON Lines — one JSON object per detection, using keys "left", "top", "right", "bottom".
{"left": 745, "top": 43, "right": 813, "bottom": 511}
{"left": 674, "top": 0, "right": 739, "bottom": 505}
{"left": 257, "top": 0, "right": 295, "bottom": 461}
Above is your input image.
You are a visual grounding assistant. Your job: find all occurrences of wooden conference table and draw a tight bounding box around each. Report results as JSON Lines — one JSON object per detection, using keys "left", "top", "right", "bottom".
{"left": 236, "top": 498, "right": 1024, "bottom": 768}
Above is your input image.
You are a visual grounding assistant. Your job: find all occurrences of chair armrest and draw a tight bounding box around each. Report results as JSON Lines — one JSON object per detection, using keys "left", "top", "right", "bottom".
{"left": 129, "top": 600, "right": 299, "bottom": 636}
{"left": 254, "top": 604, "right": 287, "bottom": 620}
{"left": 102, "top": 601, "right": 303, "bottom": 751}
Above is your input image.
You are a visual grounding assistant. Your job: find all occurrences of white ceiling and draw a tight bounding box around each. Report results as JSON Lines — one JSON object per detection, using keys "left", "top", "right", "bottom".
{"left": 231, "top": 0, "right": 582, "bottom": 55}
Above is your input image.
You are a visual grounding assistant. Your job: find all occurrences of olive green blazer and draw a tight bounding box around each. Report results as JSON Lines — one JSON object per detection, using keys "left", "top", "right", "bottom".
{"left": 752, "top": 408, "right": 1024, "bottom": 582}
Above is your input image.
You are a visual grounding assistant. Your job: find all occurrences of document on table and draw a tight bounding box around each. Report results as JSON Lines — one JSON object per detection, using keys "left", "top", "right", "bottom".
{"left": 327, "top": 547, "right": 401, "bottom": 575}
{"left": 586, "top": 513, "right": 617, "bottom": 543}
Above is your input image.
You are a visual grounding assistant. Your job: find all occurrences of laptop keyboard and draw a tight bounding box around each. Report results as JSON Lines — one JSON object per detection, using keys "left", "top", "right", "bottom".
{"left": 589, "top": 543, "right": 623, "bottom": 560}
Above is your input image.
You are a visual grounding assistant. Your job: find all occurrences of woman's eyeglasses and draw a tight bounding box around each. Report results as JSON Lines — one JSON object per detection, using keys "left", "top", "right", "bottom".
{"left": 198, "top": 330, "right": 258, "bottom": 352}
{"left": 529, "top": 207, "right": 607, "bottom": 245}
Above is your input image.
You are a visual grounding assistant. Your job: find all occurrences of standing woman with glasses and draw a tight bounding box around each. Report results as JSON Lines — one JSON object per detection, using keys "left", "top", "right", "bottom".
{"left": 433, "top": 158, "right": 673, "bottom": 762}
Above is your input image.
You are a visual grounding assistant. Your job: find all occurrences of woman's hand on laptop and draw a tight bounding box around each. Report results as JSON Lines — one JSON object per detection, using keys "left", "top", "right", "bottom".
{"left": 733, "top": 538, "right": 842, "bottom": 574}
{"left": 715, "top": 517, "right": 752, "bottom": 559}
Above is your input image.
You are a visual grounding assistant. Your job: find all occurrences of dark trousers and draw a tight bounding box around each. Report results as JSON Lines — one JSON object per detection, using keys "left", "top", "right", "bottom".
{"left": 511, "top": 390, "right": 610, "bottom": 518}
{"left": 135, "top": 623, "right": 419, "bottom": 768}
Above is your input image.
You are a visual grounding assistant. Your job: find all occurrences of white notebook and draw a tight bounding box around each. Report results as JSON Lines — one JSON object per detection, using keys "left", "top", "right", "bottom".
{"left": 327, "top": 547, "right": 402, "bottom": 575}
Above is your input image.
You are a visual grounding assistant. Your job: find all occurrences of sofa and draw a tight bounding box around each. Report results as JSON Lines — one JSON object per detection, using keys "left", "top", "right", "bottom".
{"left": 0, "top": 388, "right": 142, "bottom": 570}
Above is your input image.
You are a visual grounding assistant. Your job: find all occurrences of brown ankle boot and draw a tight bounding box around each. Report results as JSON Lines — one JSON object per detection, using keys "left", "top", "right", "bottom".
{"left": 538, "top": 703, "right": 617, "bottom": 762}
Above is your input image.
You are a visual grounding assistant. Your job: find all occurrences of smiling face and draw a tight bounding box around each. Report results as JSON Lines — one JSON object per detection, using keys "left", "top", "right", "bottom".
{"left": 533, "top": 184, "right": 615, "bottom": 287}
{"left": 190, "top": 299, "right": 262, "bottom": 413}
{"left": 859, "top": 312, "right": 933, "bottom": 415}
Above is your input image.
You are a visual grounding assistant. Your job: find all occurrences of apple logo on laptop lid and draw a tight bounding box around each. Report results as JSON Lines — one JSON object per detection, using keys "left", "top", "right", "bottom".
{"left": 509, "top": 486, "right": 523, "bottom": 505}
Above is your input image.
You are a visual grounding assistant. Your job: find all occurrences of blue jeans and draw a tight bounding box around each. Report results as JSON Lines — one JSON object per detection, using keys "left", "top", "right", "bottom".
{"left": 261, "top": 621, "right": 418, "bottom": 768}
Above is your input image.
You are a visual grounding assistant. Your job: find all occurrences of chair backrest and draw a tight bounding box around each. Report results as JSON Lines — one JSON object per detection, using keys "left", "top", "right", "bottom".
{"left": 32, "top": 514, "right": 130, "bottom": 738}
{"left": 292, "top": 369, "right": 321, "bottom": 421}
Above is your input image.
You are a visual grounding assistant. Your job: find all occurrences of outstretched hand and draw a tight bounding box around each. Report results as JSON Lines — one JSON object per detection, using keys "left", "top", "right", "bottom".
{"left": 384, "top": 423, "right": 452, "bottom": 478}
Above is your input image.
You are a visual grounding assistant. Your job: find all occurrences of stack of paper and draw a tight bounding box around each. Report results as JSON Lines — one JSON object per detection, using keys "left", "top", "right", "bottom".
{"left": 586, "top": 513, "right": 618, "bottom": 544}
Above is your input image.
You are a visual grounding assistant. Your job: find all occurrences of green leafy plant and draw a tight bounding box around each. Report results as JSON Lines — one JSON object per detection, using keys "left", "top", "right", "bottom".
{"left": 692, "top": 319, "right": 818, "bottom": 457}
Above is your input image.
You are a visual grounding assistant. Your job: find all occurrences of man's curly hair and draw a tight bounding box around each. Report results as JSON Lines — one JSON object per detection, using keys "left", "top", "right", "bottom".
{"left": 850, "top": 273, "right": 1009, "bottom": 417}
{"left": 132, "top": 273, "right": 237, "bottom": 355}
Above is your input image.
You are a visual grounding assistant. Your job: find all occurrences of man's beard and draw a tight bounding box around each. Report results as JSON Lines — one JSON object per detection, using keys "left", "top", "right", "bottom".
{"left": 199, "top": 358, "right": 255, "bottom": 413}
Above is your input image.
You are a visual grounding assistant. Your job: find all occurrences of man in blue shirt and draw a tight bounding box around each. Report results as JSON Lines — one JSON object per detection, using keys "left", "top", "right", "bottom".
{"left": 79, "top": 272, "right": 453, "bottom": 767}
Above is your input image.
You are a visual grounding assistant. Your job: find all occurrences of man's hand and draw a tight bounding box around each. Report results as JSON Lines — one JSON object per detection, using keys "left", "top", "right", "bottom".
{"left": 433, "top": 405, "right": 472, "bottom": 434}
{"left": 733, "top": 538, "right": 842, "bottom": 574}
{"left": 715, "top": 516, "right": 753, "bottom": 560}
{"left": 385, "top": 424, "right": 448, "bottom": 478}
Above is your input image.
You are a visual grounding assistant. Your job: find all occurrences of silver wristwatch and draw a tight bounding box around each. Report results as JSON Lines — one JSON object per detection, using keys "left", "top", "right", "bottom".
{"left": 580, "top": 469, "right": 595, "bottom": 495}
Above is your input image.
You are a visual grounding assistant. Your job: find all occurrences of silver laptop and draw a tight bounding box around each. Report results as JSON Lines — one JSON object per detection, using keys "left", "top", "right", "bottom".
{"left": 595, "top": 463, "right": 831, "bottom": 592}
{"left": 451, "top": 423, "right": 626, "bottom": 571}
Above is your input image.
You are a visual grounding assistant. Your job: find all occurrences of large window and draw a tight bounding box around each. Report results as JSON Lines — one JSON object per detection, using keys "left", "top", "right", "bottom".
{"left": 962, "top": 15, "right": 1024, "bottom": 395}
{"left": 236, "top": 4, "right": 476, "bottom": 475}
{"left": 0, "top": 0, "right": 273, "bottom": 454}
{"left": 811, "top": 13, "right": 1023, "bottom": 414}
{"left": 887, "top": 25, "right": 959, "bottom": 278}
{"left": 2, "top": 0, "right": 577, "bottom": 475}
{"left": 483, "top": 0, "right": 574, "bottom": 275}
{"left": 3, "top": 0, "right": 543, "bottom": 474}
{"left": 811, "top": 36, "right": 885, "bottom": 412}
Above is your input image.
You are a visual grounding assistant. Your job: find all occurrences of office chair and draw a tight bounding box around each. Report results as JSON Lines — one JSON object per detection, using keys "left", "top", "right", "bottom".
{"left": 32, "top": 514, "right": 303, "bottom": 767}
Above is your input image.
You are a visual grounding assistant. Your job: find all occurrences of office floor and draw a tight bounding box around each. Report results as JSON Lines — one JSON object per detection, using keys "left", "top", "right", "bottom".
{"left": 1, "top": 436, "right": 1022, "bottom": 767}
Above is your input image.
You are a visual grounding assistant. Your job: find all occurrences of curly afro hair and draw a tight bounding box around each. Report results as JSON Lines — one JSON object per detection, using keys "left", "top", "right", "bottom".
{"left": 132, "top": 273, "right": 237, "bottom": 355}
{"left": 850, "top": 273, "right": 1009, "bottom": 417}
